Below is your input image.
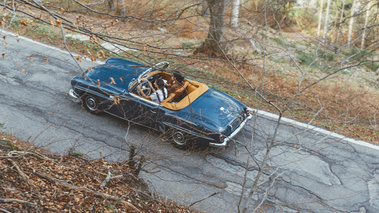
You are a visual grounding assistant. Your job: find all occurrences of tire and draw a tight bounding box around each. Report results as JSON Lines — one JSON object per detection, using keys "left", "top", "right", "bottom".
{"left": 172, "top": 130, "right": 187, "bottom": 147}
{"left": 83, "top": 95, "right": 101, "bottom": 114}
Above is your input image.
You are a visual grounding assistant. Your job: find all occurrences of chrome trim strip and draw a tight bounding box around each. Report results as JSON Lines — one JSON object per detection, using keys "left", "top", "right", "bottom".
{"left": 163, "top": 122, "right": 215, "bottom": 141}
{"left": 209, "top": 107, "right": 254, "bottom": 148}
{"left": 103, "top": 111, "right": 159, "bottom": 131}
{"left": 73, "top": 86, "right": 110, "bottom": 100}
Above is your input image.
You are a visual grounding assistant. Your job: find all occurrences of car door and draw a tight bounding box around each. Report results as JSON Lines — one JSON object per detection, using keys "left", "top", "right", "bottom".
{"left": 103, "top": 93, "right": 137, "bottom": 120}
{"left": 104, "top": 92, "right": 165, "bottom": 130}
{"left": 130, "top": 95, "right": 165, "bottom": 130}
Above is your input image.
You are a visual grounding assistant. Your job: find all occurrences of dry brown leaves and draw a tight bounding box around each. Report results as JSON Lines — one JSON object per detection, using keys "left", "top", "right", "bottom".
{"left": 0, "top": 134, "right": 192, "bottom": 213}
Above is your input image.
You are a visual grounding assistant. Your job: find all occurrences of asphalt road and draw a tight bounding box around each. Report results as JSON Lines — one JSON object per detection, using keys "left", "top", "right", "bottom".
{"left": 1, "top": 30, "right": 378, "bottom": 213}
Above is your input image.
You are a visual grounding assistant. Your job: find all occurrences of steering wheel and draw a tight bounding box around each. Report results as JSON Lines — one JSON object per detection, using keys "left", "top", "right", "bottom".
{"left": 137, "top": 80, "right": 152, "bottom": 96}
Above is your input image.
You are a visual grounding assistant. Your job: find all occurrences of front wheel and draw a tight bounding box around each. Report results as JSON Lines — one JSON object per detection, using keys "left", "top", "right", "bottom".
{"left": 83, "top": 95, "right": 101, "bottom": 114}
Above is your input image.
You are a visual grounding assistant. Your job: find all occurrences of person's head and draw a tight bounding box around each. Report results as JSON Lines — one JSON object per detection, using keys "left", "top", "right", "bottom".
{"left": 172, "top": 71, "right": 184, "bottom": 83}
{"left": 155, "top": 78, "right": 165, "bottom": 89}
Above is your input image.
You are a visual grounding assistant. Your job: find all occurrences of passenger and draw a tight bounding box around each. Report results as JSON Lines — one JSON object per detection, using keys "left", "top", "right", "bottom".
{"left": 166, "top": 71, "right": 184, "bottom": 94}
{"left": 137, "top": 78, "right": 167, "bottom": 104}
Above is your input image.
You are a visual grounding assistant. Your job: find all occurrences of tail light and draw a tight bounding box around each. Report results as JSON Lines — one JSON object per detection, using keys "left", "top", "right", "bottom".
{"left": 219, "top": 135, "right": 224, "bottom": 143}
{"left": 245, "top": 108, "right": 250, "bottom": 116}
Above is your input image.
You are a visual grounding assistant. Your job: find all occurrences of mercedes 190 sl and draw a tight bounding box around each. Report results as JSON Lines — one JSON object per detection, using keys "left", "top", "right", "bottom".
{"left": 68, "top": 58, "right": 253, "bottom": 148}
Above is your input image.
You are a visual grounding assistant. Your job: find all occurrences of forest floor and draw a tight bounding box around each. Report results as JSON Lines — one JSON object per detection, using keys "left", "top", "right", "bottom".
{"left": 0, "top": 133, "right": 192, "bottom": 212}
{"left": 0, "top": 1, "right": 378, "bottom": 212}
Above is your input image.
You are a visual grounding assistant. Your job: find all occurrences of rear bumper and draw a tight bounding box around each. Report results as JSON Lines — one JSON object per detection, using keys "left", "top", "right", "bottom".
{"left": 68, "top": 89, "right": 81, "bottom": 103}
{"left": 209, "top": 107, "right": 254, "bottom": 148}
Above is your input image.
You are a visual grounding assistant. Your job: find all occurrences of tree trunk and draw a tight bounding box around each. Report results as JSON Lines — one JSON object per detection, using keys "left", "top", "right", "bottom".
{"left": 108, "top": 0, "right": 115, "bottom": 11}
{"left": 361, "top": 1, "right": 372, "bottom": 48}
{"left": 194, "top": 0, "right": 226, "bottom": 57}
{"left": 348, "top": 0, "right": 357, "bottom": 45}
{"left": 332, "top": 0, "right": 339, "bottom": 42}
{"left": 336, "top": 0, "right": 345, "bottom": 43}
{"left": 117, "top": 0, "right": 126, "bottom": 16}
{"left": 317, "top": 0, "right": 324, "bottom": 37}
{"left": 231, "top": 0, "right": 240, "bottom": 28}
{"left": 322, "top": 0, "right": 331, "bottom": 40}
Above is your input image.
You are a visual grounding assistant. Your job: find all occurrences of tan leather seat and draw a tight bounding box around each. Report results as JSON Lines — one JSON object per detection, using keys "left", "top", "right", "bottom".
{"left": 163, "top": 81, "right": 189, "bottom": 103}
{"left": 161, "top": 80, "right": 209, "bottom": 110}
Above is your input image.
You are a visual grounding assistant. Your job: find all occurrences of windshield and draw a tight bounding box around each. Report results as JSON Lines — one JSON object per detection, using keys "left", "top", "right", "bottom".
{"left": 128, "top": 61, "right": 169, "bottom": 91}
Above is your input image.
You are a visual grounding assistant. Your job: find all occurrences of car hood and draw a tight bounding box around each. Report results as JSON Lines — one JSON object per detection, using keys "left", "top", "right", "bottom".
{"left": 177, "top": 88, "right": 246, "bottom": 133}
{"left": 84, "top": 59, "right": 147, "bottom": 92}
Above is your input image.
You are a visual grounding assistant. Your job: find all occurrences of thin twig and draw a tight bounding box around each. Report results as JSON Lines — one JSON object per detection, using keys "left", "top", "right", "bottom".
{"left": 0, "top": 208, "right": 11, "bottom": 213}
{"left": 100, "top": 170, "right": 112, "bottom": 189}
{"left": 7, "top": 151, "right": 54, "bottom": 161}
{"left": 8, "top": 160, "right": 43, "bottom": 203}
{"left": 189, "top": 192, "right": 220, "bottom": 207}
{"left": 0, "top": 198, "right": 37, "bottom": 206}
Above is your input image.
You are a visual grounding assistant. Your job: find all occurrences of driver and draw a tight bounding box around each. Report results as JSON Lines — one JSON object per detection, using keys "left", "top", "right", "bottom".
{"left": 137, "top": 78, "right": 168, "bottom": 104}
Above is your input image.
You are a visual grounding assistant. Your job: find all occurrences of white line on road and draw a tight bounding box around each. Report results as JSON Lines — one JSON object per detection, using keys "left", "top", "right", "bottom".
{"left": 256, "top": 110, "right": 379, "bottom": 151}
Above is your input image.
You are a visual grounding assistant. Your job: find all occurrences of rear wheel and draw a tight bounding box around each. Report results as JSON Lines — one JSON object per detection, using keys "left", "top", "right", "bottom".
{"left": 83, "top": 95, "right": 101, "bottom": 114}
{"left": 172, "top": 130, "right": 187, "bottom": 147}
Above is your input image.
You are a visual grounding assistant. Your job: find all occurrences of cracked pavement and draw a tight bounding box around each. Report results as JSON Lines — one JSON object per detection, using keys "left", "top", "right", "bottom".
{"left": 1, "top": 30, "right": 379, "bottom": 212}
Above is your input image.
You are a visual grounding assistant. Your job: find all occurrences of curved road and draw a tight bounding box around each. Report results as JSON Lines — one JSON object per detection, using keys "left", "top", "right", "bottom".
{"left": 1, "top": 30, "right": 378, "bottom": 212}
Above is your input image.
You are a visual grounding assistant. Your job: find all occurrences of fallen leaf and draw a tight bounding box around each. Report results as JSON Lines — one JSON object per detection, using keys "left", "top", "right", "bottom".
{"left": 89, "top": 56, "right": 97, "bottom": 62}
{"left": 110, "top": 77, "right": 116, "bottom": 84}
{"left": 20, "top": 20, "right": 29, "bottom": 26}
{"left": 55, "top": 19, "right": 62, "bottom": 28}
{"left": 99, "top": 51, "right": 106, "bottom": 59}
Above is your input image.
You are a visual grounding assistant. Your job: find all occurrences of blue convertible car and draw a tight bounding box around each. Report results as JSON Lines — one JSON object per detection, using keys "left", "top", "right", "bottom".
{"left": 69, "top": 58, "right": 252, "bottom": 147}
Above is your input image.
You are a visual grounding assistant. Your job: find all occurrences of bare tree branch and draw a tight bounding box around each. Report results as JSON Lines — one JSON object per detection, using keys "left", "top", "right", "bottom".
{"left": 0, "top": 198, "right": 37, "bottom": 207}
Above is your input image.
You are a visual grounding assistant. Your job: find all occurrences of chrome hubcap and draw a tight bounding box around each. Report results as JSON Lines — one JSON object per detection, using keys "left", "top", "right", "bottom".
{"left": 173, "top": 131, "right": 186, "bottom": 146}
{"left": 86, "top": 97, "right": 97, "bottom": 111}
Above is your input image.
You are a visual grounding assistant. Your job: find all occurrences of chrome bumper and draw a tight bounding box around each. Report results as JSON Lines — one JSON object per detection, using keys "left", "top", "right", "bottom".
{"left": 209, "top": 107, "right": 254, "bottom": 148}
{"left": 68, "top": 89, "right": 81, "bottom": 103}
